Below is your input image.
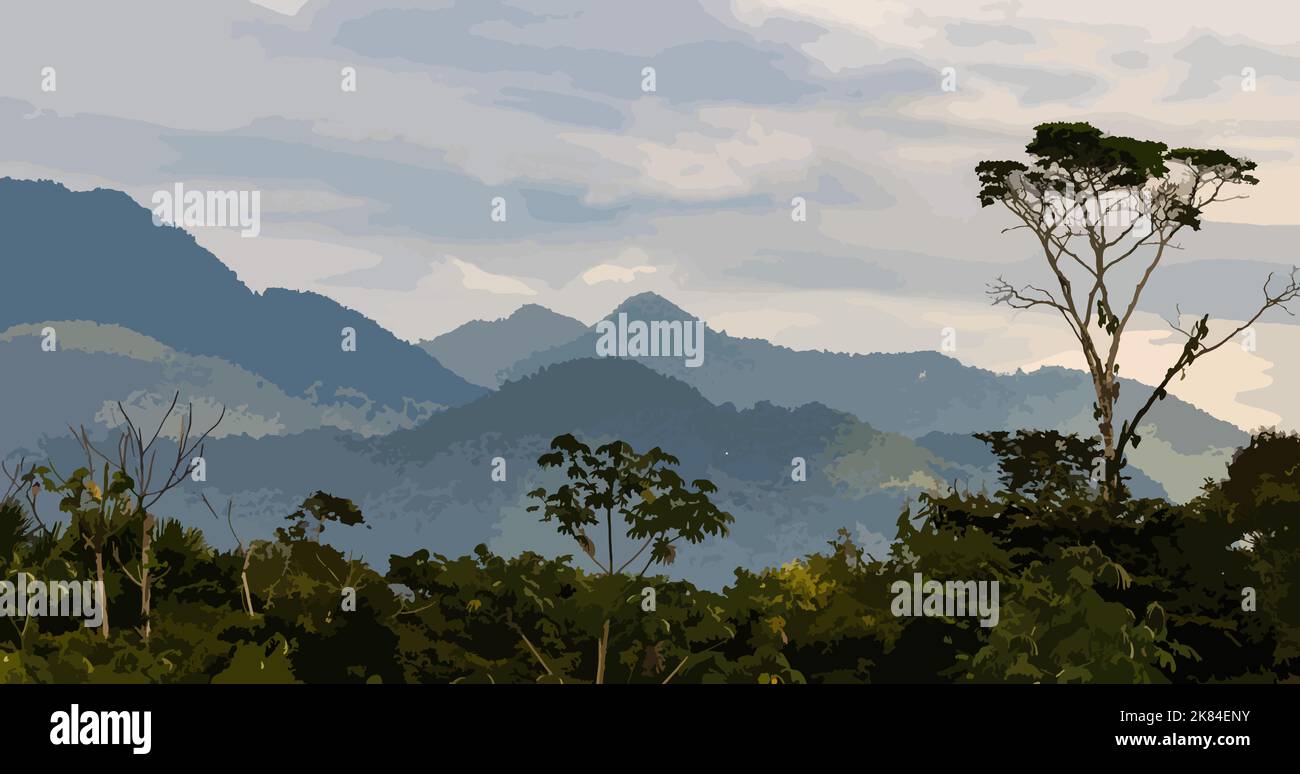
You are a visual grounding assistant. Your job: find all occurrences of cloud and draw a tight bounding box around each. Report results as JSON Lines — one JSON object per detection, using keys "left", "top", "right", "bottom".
{"left": 968, "top": 63, "right": 1100, "bottom": 105}
{"left": 945, "top": 22, "right": 1034, "bottom": 47}
{"left": 1169, "top": 35, "right": 1300, "bottom": 101}
{"left": 189, "top": 231, "right": 385, "bottom": 293}
{"left": 1112, "top": 50, "right": 1149, "bottom": 69}
{"left": 707, "top": 308, "right": 820, "bottom": 339}
{"left": 333, "top": 3, "right": 820, "bottom": 106}
{"left": 4, "top": 0, "right": 1300, "bottom": 428}
{"left": 451, "top": 258, "right": 537, "bottom": 296}
{"left": 248, "top": 0, "right": 310, "bottom": 16}
{"left": 493, "top": 87, "right": 627, "bottom": 130}
{"left": 582, "top": 264, "right": 658, "bottom": 285}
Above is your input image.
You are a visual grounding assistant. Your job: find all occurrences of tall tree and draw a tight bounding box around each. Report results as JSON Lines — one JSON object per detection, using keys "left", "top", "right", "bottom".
{"left": 527, "top": 434, "right": 733, "bottom": 682}
{"left": 976, "top": 122, "right": 1299, "bottom": 498}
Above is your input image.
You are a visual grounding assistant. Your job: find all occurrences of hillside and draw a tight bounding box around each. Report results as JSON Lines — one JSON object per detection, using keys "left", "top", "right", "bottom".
{"left": 0, "top": 321, "right": 432, "bottom": 448}
{"left": 47, "top": 358, "right": 963, "bottom": 589}
{"left": 500, "top": 292, "right": 1246, "bottom": 498}
{"left": 418, "top": 304, "right": 587, "bottom": 388}
{"left": 0, "top": 178, "right": 485, "bottom": 412}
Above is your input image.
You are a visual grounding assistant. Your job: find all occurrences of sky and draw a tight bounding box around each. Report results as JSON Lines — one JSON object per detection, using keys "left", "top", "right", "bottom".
{"left": 2, "top": 0, "right": 1298, "bottom": 431}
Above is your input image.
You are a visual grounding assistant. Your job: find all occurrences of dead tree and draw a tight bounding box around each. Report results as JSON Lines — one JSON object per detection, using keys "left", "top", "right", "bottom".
{"left": 201, "top": 493, "right": 256, "bottom": 618}
{"left": 78, "top": 391, "right": 224, "bottom": 639}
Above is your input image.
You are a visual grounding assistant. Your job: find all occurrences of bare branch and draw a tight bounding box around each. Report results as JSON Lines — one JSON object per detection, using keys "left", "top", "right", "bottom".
{"left": 201, "top": 492, "right": 244, "bottom": 555}
{"left": 104, "top": 393, "right": 226, "bottom": 513}
{"left": 1118, "top": 267, "right": 1299, "bottom": 461}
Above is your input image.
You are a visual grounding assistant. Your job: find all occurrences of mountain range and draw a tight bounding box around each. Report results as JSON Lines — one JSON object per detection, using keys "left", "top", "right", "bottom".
{"left": 482, "top": 291, "right": 1244, "bottom": 501}
{"left": 0, "top": 177, "right": 1250, "bottom": 585}
{"left": 0, "top": 178, "right": 485, "bottom": 422}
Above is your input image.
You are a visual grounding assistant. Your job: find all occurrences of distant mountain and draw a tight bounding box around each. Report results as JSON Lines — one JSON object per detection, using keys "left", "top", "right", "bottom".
{"left": 502, "top": 292, "right": 1247, "bottom": 499}
{"left": 0, "top": 321, "right": 431, "bottom": 450}
{"left": 0, "top": 178, "right": 485, "bottom": 413}
{"left": 38, "top": 358, "right": 964, "bottom": 589}
{"left": 418, "top": 304, "right": 587, "bottom": 388}
{"left": 0, "top": 177, "right": 1248, "bottom": 585}
{"left": 383, "top": 357, "right": 935, "bottom": 481}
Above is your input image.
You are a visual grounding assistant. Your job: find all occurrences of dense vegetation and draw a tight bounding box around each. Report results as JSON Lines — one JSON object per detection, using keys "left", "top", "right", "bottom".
{"left": 1, "top": 428, "right": 1296, "bottom": 684}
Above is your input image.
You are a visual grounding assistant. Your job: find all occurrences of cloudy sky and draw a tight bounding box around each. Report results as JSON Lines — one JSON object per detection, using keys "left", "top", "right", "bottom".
{"left": 2, "top": 0, "right": 1298, "bottom": 430}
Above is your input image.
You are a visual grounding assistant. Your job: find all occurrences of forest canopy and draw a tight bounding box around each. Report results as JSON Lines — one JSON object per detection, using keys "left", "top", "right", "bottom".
{"left": 1, "top": 429, "right": 1295, "bottom": 684}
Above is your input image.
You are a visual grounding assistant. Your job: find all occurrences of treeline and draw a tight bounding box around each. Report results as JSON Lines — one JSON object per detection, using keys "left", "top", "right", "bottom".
{"left": 1, "top": 429, "right": 1297, "bottom": 684}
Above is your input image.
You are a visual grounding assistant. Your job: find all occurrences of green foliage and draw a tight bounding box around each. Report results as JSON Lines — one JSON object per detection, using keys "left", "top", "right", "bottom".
{"left": 1193, "top": 430, "right": 1300, "bottom": 672}
{"left": 526, "top": 434, "right": 733, "bottom": 577}
{"left": 47, "top": 463, "right": 135, "bottom": 551}
{"left": 974, "top": 429, "right": 1102, "bottom": 502}
{"left": 277, "top": 490, "right": 369, "bottom": 543}
{"left": 976, "top": 121, "right": 1258, "bottom": 230}
{"left": 0, "top": 498, "right": 37, "bottom": 568}
{"left": 0, "top": 432, "right": 1294, "bottom": 683}
{"left": 1023, "top": 122, "right": 1169, "bottom": 187}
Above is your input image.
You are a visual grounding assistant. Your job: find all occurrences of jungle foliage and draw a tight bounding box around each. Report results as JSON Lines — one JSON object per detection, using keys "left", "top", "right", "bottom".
{"left": 1, "top": 430, "right": 1296, "bottom": 684}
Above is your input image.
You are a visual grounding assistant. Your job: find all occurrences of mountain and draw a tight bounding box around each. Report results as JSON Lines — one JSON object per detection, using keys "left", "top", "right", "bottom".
{"left": 33, "top": 358, "right": 963, "bottom": 589}
{"left": 0, "top": 178, "right": 485, "bottom": 413}
{"left": 0, "top": 178, "right": 1247, "bottom": 585}
{"left": 0, "top": 177, "right": 974, "bottom": 586}
{"left": 0, "top": 321, "right": 430, "bottom": 448}
{"left": 417, "top": 304, "right": 587, "bottom": 388}
{"left": 502, "top": 292, "right": 1247, "bottom": 499}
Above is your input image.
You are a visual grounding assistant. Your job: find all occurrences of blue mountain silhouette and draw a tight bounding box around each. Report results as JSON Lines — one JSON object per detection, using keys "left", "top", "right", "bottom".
{"left": 112, "top": 357, "right": 962, "bottom": 588}
{"left": 418, "top": 303, "right": 587, "bottom": 388}
{"left": 0, "top": 178, "right": 485, "bottom": 410}
{"left": 505, "top": 291, "right": 1244, "bottom": 452}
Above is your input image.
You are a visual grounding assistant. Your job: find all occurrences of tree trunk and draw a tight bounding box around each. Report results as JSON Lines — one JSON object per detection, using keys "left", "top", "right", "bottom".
{"left": 595, "top": 619, "right": 610, "bottom": 684}
{"left": 140, "top": 513, "right": 154, "bottom": 640}
{"left": 605, "top": 505, "right": 614, "bottom": 579}
{"left": 1090, "top": 368, "right": 1121, "bottom": 501}
{"left": 241, "top": 550, "right": 255, "bottom": 617}
{"left": 94, "top": 548, "right": 109, "bottom": 639}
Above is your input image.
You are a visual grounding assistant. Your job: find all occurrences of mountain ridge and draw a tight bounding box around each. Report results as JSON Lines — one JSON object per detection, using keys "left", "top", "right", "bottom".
{"left": 0, "top": 177, "right": 485, "bottom": 411}
{"left": 417, "top": 303, "right": 588, "bottom": 388}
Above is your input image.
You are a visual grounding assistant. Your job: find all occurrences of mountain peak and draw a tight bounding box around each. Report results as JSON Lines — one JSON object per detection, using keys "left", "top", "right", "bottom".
{"left": 608, "top": 291, "right": 693, "bottom": 321}
{"left": 0, "top": 177, "right": 485, "bottom": 409}
{"left": 419, "top": 303, "right": 587, "bottom": 388}
{"left": 508, "top": 303, "right": 573, "bottom": 324}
